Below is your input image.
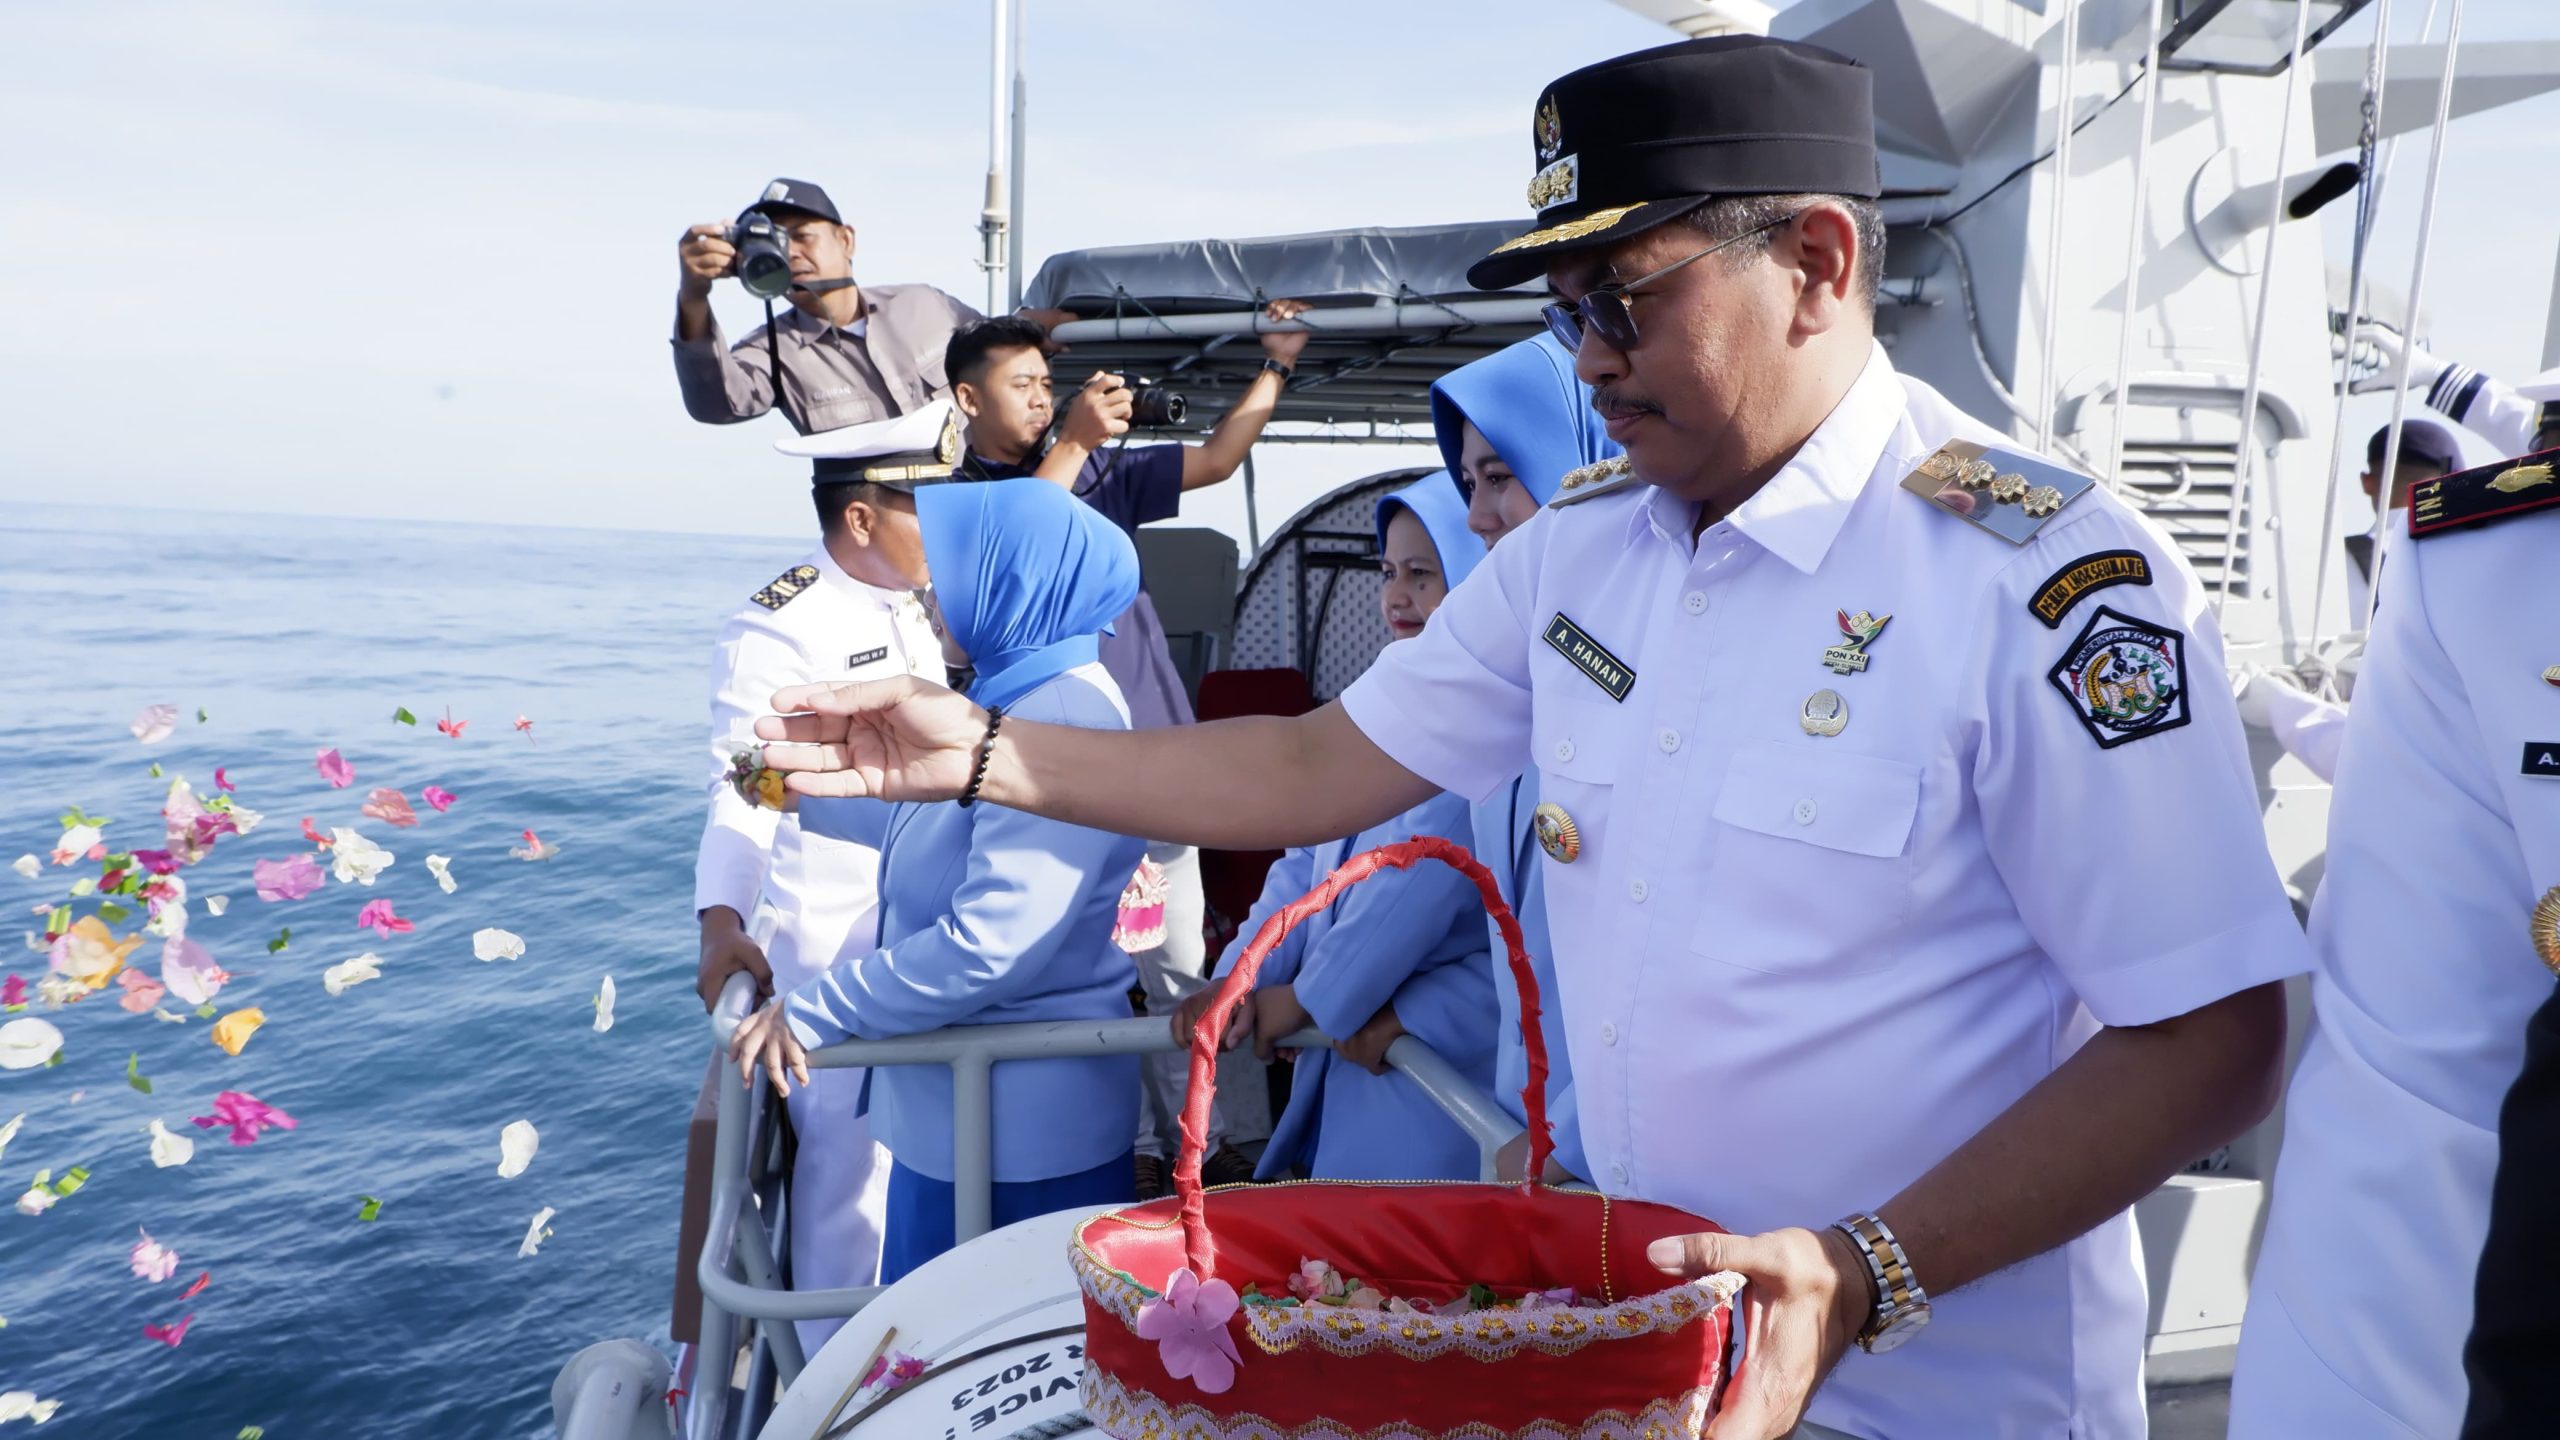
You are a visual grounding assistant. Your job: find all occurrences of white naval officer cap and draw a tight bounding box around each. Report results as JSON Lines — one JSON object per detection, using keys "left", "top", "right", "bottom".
{"left": 775, "top": 399, "right": 970, "bottom": 490}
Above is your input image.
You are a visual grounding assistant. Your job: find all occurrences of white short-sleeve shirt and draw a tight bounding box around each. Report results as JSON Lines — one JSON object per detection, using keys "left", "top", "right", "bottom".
{"left": 695, "top": 546, "right": 946, "bottom": 988}
{"left": 1342, "top": 345, "right": 2312, "bottom": 1437}
{"left": 2228, "top": 502, "right": 2560, "bottom": 1437}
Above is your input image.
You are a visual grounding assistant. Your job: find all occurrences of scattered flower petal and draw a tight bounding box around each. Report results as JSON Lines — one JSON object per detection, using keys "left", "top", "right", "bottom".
{"left": 420, "top": 785, "right": 457, "bottom": 813}
{"left": 300, "top": 817, "right": 330, "bottom": 847}
{"left": 253, "top": 854, "right": 325, "bottom": 903}
{"left": 314, "top": 748, "right": 353, "bottom": 789}
{"left": 355, "top": 900, "right": 411, "bottom": 938}
{"left": 517, "top": 1205, "right": 555, "bottom": 1256}
{"left": 131, "top": 849, "right": 179, "bottom": 877}
{"left": 191, "top": 1090, "right": 295, "bottom": 1146}
{"left": 0, "top": 1389, "right": 61, "bottom": 1423}
{"left": 8, "top": 857, "right": 34, "bottom": 881}
{"left": 181, "top": 1271, "right": 210, "bottom": 1299}
{"left": 592, "top": 976, "right": 616, "bottom": 1033}
{"left": 119, "top": 969, "right": 167, "bottom": 1015}
{"left": 497, "top": 1119, "right": 538, "bottom": 1178}
{"left": 425, "top": 854, "right": 456, "bottom": 894}
{"left": 161, "top": 938, "right": 228, "bottom": 1007}
{"left": 15, "top": 1183, "right": 54, "bottom": 1217}
{"left": 472, "top": 928, "right": 524, "bottom": 963}
{"left": 204, "top": 895, "right": 229, "bottom": 917}
{"left": 360, "top": 788, "right": 418, "bottom": 828}
{"left": 513, "top": 715, "right": 534, "bottom": 740}
{"left": 48, "top": 917, "right": 140, "bottom": 992}
{"left": 213, "top": 767, "right": 234, "bottom": 793}
{"left": 0, "top": 976, "right": 21, "bottom": 1010}
{"left": 0, "top": 1114, "right": 18, "bottom": 1163}
{"left": 210, "top": 1008, "right": 266, "bottom": 1057}
{"left": 322, "top": 954, "right": 381, "bottom": 996}
{"left": 0, "top": 1019, "right": 64, "bottom": 1071}
{"left": 131, "top": 1227, "right": 178, "bottom": 1282}
{"left": 50, "top": 825, "right": 101, "bottom": 867}
{"left": 148, "top": 1119, "right": 194, "bottom": 1168}
{"left": 143, "top": 1313, "right": 194, "bottom": 1346}
{"left": 131, "top": 705, "right": 178, "bottom": 745}
{"left": 436, "top": 709, "right": 467, "bottom": 739}
{"left": 509, "top": 830, "right": 558, "bottom": 862}
{"left": 328, "top": 829, "right": 393, "bottom": 886}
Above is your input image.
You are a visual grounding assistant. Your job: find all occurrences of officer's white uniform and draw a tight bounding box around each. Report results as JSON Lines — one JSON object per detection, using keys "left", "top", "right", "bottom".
{"left": 1341, "top": 344, "right": 2312, "bottom": 1437}
{"left": 2228, "top": 459, "right": 2560, "bottom": 1437}
{"left": 696, "top": 546, "right": 943, "bottom": 1355}
{"left": 2416, "top": 360, "right": 2559, "bottom": 459}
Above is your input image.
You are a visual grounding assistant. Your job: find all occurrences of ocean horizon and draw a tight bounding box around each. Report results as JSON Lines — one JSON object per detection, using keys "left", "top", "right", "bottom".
{"left": 0, "top": 500, "right": 823, "bottom": 1435}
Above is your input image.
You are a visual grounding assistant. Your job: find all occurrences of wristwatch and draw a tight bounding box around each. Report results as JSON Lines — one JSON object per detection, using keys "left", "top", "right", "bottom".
{"left": 1259, "top": 357, "right": 1294, "bottom": 382}
{"left": 1832, "top": 1211, "right": 1930, "bottom": 1354}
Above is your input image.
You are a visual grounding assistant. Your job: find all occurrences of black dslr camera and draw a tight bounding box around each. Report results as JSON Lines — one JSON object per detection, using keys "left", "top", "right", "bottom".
{"left": 1120, "top": 376, "right": 1188, "bottom": 428}
{"left": 725, "top": 211, "right": 794, "bottom": 300}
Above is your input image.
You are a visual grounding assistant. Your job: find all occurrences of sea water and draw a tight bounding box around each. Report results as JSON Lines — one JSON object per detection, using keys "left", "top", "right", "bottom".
{"left": 0, "top": 501, "right": 804, "bottom": 1436}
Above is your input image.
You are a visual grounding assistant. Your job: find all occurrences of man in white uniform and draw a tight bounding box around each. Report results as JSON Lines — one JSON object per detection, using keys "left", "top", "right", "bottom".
{"left": 2345, "top": 320, "right": 2560, "bottom": 458}
{"left": 2228, "top": 442, "right": 2560, "bottom": 1438}
{"left": 753, "top": 37, "right": 2307, "bottom": 1438}
{"left": 693, "top": 401, "right": 960, "bottom": 1354}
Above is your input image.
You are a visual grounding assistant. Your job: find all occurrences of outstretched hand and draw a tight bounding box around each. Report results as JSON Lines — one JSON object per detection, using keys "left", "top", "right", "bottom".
{"left": 756, "top": 677, "right": 987, "bottom": 802}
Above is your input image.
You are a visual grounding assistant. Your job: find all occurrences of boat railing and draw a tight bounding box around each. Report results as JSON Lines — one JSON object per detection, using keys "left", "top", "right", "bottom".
{"left": 688, "top": 970, "right": 1523, "bottom": 1439}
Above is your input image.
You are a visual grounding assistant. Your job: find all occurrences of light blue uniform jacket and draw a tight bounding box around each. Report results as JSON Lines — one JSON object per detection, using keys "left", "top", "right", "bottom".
{"left": 1212, "top": 792, "right": 1496, "bottom": 1182}
{"left": 789, "top": 665, "right": 1144, "bottom": 1184}
{"left": 1471, "top": 773, "right": 1588, "bottom": 1180}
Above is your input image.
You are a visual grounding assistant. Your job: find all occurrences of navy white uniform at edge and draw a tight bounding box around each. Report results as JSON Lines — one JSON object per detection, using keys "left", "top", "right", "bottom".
{"left": 1340, "top": 347, "right": 2313, "bottom": 1436}
{"left": 2227, "top": 446, "right": 2560, "bottom": 1438}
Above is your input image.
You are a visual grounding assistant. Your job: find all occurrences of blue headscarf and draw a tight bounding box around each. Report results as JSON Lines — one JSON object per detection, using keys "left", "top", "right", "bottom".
{"left": 916, "top": 477, "right": 1141, "bottom": 711}
{"left": 1373, "top": 471, "right": 1482, "bottom": 588}
{"left": 1429, "top": 332, "right": 1620, "bottom": 505}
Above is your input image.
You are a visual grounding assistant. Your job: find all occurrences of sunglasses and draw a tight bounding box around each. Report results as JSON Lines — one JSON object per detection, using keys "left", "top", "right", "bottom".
{"left": 1540, "top": 210, "right": 1803, "bottom": 354}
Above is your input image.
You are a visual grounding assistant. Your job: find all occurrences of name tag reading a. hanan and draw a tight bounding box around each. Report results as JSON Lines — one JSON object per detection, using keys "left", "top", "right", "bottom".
{"left": 1544, "top": 613, "right": 1635, "bottom": 701}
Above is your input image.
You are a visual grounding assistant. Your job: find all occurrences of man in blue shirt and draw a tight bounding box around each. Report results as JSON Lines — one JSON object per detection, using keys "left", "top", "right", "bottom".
{"left": 943, "top": 308, "right": 1310, "bottom": 1195}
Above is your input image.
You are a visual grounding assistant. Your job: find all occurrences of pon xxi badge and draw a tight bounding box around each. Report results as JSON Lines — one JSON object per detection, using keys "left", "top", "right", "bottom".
{"left": 2048, "top": 606, "right": 2191, "bottom": 750}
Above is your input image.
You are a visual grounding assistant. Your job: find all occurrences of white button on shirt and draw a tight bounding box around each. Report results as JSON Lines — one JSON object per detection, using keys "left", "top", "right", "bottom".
{"left": 2228, "top": 507, "right": 2560, "bottom": 1437}
{"left": 1342, "top": 346, "right": 2311, "bottom": 1438}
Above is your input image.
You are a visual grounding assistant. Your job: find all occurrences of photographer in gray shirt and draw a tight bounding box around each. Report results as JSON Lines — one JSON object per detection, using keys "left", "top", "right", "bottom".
{"left": 674, "top": 178, "right": 1063, "bottom": 435}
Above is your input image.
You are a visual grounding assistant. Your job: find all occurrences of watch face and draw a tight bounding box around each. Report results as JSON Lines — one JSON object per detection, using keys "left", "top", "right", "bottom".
{"left": 1864, "top": 1305, "right": 1930, "bottom": 1355}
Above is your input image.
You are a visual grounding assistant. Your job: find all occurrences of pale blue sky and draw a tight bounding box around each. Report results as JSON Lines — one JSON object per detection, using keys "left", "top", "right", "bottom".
{"left": 0, "top": 0, "right": 2552, "bottom": 544}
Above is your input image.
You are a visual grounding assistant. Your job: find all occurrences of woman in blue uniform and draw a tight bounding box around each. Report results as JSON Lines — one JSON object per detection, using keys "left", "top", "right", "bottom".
{"left": 1174, "top": 473, "right": 1496, "bottom": 1182}
{"left": 1427, "top": 334, "right": 1619, "bottom": 1182}
{"left": 727, "top": 477, "right": 1146, "bottom": 1280}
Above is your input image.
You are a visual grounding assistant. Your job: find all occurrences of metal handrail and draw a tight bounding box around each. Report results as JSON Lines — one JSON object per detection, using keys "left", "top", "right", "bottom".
{"left": 691, "top": 973, "right": 1525, "bottom": 1433}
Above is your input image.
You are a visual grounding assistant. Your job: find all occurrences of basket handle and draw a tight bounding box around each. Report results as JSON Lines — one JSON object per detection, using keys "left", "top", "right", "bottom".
{"left": 1173, "top": 835, "right": 1552, "bottom": 1280}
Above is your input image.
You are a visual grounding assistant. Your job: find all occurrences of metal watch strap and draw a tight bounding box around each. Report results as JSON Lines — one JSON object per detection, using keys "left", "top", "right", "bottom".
{"left": 1833, "top": 1211, "right": 1926, "bottom": 1351}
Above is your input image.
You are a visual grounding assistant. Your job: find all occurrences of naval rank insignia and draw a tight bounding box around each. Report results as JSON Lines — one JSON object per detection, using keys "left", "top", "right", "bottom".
{"left": 751, "top": 564, "right": 820, "bottom": 611}
{"left": 1902, "top": 440, "right": 2098, "bottom": 545}
{"left": 1543, "top": 613, "right": 1635, "bottom": 701}
{"left": 2409, "top": 446, "right": 2560, "bottom": 538}
{"left": 1822, "top": 610, "right": 1890, "bottom": 674}
{"left": 2048, "top": 606, "right": 2191, "bottom": 750}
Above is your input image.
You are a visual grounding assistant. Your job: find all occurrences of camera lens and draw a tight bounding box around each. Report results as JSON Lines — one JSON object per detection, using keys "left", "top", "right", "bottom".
{"left": 1126, "top": 381, "right": 1188, "bottom": 428}
{"left": 729, "top": 216, "right": 794, "bottom": 300}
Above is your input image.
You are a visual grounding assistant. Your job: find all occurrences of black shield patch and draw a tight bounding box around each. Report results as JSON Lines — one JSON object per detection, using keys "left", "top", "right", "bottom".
{"left": 2047, "top": 607, "right": 2192, "bottom": 750}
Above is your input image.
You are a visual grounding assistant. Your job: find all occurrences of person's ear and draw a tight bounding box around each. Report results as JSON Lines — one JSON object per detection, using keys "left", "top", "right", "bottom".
{"left": 1785, "top": 202, "right": 1859, "bottom": 337}
{"left": 953, "top": 380, "right": 984, "bottom": 420}
{"left": 840, "top": 499, "right": 875, "bottom": 545}
{"left": 838, "top": 224, "right": 855, "bottom": 258}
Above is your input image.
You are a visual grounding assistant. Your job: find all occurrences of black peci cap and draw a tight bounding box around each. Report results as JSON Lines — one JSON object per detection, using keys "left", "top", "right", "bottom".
{"left": 1468, "top": 36, "right": 1881, "bottom": 291}
{"left": 743, "top": 177, "right": 843, "bottom": 226}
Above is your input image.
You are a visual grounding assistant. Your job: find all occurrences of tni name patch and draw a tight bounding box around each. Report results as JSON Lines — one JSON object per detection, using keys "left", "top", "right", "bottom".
{"left": 1544, "top": 613, "right": 1635, "bottom": 702}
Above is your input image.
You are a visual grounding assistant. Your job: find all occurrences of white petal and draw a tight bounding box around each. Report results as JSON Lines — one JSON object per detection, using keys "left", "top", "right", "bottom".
{"left": 472, "top": 928, "right": 525, "bottom": 963}
{"left": 14, "top": 1185, "right": 54, "bottom": 1217}
{"left": 0, "top": 1019, "right": 64, "bottom": 1072}
{"left": 425, "top": 854, "right": 457, "bottom": 894}
{"left": 8, "top": 856, "right": 35, "bottom": 880}
{"left": 496, "top": 1119, "right": 539, "bottom": 1179}
{"left": 592, "top": 976, "right": 616, "bottom": 1033}
{"left": 148, "top": 1118, "right": 195, "bottom": 1169}
{"left": 225, "top": 804, "right": 263, "bottom": 836}
{"left": 0, "top": 1115, "right": 18, "bottom": 1165}
{"left": 517, "top": 1205, "right": 557, "bottom": 1257}
{"left": 322, "top": 953, "right": 383, "bottom": 997}
{"left": 204, "top": 895, "right": 230, "bottom": 917}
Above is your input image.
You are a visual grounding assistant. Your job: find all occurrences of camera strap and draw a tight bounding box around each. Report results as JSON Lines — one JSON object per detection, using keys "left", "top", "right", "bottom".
{"left": 761, "top": 296, "right": 806, "bottom": 434}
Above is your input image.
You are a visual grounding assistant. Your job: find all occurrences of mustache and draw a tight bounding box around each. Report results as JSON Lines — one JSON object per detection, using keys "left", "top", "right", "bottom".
{"left": 1590, "top": 385, "right": 1660, "bottom": 419}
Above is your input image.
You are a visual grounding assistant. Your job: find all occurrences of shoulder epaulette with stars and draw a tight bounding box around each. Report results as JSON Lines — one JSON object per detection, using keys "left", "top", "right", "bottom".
{"left": 750, "top": 564, "right": 821, "bottom": 611}
{"left": 1898, "top": 440, "right": 2098, "bottom": 545}
{"left": 2408, "top": 446, "right": 2560, "bottom": 539}
{"left": 1547, "top": 456, "right": 1641, "bottom": 509}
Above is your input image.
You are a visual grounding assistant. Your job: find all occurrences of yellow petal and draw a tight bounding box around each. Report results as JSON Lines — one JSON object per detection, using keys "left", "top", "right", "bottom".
{"left": 210, "top": 1007, "right": 267, "bottom": 1057}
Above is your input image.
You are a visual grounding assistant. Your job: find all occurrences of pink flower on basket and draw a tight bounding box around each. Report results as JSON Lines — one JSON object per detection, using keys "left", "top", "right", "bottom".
{"left": 1287, "top": 1257, "right": 1344, "bottom": 1303}
{"left": 1136, "top": 1267, "right": 1243, "bottom": 1394}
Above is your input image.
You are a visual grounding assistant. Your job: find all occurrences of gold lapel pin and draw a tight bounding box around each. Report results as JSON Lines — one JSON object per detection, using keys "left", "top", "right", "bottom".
{"left": 2535, "top": 886, "right": 2560, "bottom": 977}
{"left": 1532, "top": 802, "right": 1581, "bottom": 865}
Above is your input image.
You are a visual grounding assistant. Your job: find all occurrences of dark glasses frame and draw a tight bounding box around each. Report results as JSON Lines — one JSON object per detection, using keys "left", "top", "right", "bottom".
{"left": 1540, "top": 210, "right": 1804, "bottom": 354}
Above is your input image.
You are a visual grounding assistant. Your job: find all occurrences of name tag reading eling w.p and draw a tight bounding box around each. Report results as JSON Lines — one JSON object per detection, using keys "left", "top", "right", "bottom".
{"left": 1544, "top": 613, "right": 1635, "bottom": 701}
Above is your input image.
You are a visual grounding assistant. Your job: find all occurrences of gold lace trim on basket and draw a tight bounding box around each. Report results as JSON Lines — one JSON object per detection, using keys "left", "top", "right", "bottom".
{"left": 1079, "top": 1367, "right": 1720, "bottom": 1440}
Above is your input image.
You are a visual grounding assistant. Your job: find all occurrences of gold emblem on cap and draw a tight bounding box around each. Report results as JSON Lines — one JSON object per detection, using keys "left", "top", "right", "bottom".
{"left": 1488, "top": 203, "right": 1646, "bottom": 256}
{"left": 937, "top": 410, "right": 962, "bottom": 465}
{"left": 2022, "top": 485, "right": 2064, "bottom": 517}
{"left": 2488, "top": 462, "right": 2556, "bottom": 495}
{"left": 1535, "top": 94, "right": 1564, "bottom": 163}
{"left": 1525, "top": 158, "right": 1578, "bottom": 212}
{"left": 1531, "top": 802, "right": 1580, "bottom": 864}
{"left": 2534, "top": 886, "right": 2560, "bottom": 976}
{"left": 1801, "top": 688, "right": 1848, "bottom": 737}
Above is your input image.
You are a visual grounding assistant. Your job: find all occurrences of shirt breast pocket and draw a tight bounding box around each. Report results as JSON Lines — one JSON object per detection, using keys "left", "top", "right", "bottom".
{"left": 1688, "top": 741, "right": 1921, "bottom": 975}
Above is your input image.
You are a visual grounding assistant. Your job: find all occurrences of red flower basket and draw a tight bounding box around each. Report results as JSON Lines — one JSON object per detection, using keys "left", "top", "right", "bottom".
{"left": 1074, "top": 836, "right": 1738, "bottom": 1438}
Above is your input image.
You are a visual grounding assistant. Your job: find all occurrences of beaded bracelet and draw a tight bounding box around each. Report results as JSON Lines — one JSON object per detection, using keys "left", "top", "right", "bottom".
{"left": 957, "top": 705, "right": 1006, "bottom": 809}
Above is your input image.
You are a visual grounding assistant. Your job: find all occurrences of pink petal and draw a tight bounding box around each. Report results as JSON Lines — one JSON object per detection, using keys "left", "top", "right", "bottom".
{"left": 254, "top": 854, "right": 324, "bottom": 903}
{"left": 119, "top": 969, "right": 167, "bottom": 1014}
{"left": 143, "top": 1313, "right": 194, "bottom": 1347}
{"left": 181, "top": 1271, "right": 210, "bottom": 1299}
{"left": 420, "top": 785, "right": 457, "bottom": 813}
{"left": 360, "top": 788, "right": 418, "bottom": 828}
{"left": 355, "top": 899, "right": 412, "bottom": 936}
{"left": 314, "top": 748, "right": 354, "bottom": 789}
{"left": 214, "top": 767, "right": 235, "bottom": 793}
